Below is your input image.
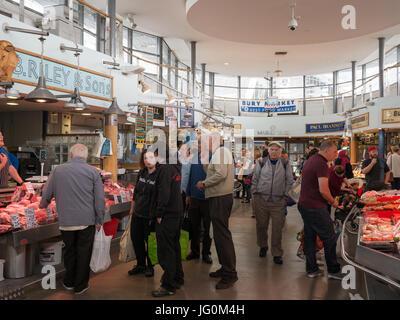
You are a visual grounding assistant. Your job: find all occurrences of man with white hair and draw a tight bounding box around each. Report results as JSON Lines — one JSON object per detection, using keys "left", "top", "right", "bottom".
{"left": 40, "top": 143, "right": 105, "bottom": 295}
{"left": 196, "top": 132, "right": 237, "bottom": 290}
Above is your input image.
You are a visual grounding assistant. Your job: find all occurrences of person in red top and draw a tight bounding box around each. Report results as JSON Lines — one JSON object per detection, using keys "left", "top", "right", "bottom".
{"left": 328, "top": 165, "right": 353, "bottom": 198}
{"left": 298, "top": 139, "right": 343, "bottom": 280}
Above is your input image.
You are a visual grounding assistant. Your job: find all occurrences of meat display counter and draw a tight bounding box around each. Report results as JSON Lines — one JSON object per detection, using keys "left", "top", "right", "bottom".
{"left": 0, "top": 201, "right": 132, "bottom": 279}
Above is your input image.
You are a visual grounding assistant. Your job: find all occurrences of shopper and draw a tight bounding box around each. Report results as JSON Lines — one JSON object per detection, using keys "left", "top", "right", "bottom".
{"left": 249, "top": 149, "right": 262, "bottom": 218}
{"left": 251, "top": 141, "right": 294, "bottom": 264}
{"left": 180, "top": 143, "right": 192, "bottom": 212}
{"left": 235, "top": 148, "right": 250, "bottom": 200}
{"left": 262, "top": 140, "right": 269, "bottom": 158}
{"left": 297, "top": 139, "right": 342, "bottom": 279}
{"left": 387, "top": 146, "right": 400, "bottom": 190}
{"left": 361, "top": 146, "right": 390, "bottom": 191}
{"left": 185, "top": 136, "right": 212, "bottom": 264}
{"left": 39, "top": 144, "right": 105, "bottom": 295}
{"left": 150, "top": 142, "right": 184, "bottom": 297}
{"left": 196, "top": 132, "right": 237, "bottom": 290}
{"left": 334, "top": 150, "right": 354, "bottom": 179}
{"left": 0, "top": 131, "right": 23, "bottom": 187}
{"left": 128, "top": 150, "right": 159, "bottom": 277}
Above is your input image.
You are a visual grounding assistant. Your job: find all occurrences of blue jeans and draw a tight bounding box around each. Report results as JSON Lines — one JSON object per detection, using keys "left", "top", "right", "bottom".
{"left": 298, "top": 205, "right": 341, "bottom": 274}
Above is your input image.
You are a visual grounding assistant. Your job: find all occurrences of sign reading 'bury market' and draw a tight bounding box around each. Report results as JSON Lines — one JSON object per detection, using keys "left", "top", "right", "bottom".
{"left": 12, "top": 49, "right": 112, "bottom": 100}
{"left": 240, "top": 99, "right": 297, "bottom": 113}
{"left": 305, "top": 121, "right": 345, "bottom": 133}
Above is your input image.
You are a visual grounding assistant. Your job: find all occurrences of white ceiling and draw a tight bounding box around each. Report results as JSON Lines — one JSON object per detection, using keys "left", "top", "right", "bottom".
{"left": 89, "top": 0, "right": 400, "bottom": 77}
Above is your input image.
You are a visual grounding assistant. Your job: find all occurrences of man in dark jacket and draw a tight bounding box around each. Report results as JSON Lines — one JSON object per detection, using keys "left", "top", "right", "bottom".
{"left": 185, "top": 137, "right": 212, "bottom": 264}
{"left": 150, "top": 142, "right": 184, "bottom": 297}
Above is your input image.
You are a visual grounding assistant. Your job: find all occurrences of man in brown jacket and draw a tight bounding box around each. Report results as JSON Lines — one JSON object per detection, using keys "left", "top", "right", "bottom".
{"left": 196, "top": 132, "right": 237, "bottom": 290}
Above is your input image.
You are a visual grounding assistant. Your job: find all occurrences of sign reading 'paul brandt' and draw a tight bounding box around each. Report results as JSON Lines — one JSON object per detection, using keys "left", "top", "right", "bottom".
{"left": 12, "top": 48, "right": 113, "bottom": 101}
{"left": 305, "top": 121, "right": 345, "bottom": 133}
{"left": 240, "top": 99, "right": 297, "bottom": 113}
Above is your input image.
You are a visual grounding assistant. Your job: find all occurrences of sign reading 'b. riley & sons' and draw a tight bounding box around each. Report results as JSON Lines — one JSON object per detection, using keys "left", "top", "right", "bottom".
{"left": 12, "top": 48, "right": 113, "bottom": 101}
{"left": 240, "top": 100, "right": 297, "bottom": 113}
{"left": 305, "top": 121, "right": 345, "bottom": 133}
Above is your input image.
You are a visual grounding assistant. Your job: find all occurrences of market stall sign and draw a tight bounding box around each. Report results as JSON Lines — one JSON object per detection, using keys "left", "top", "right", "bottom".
{"left": 10, "top": 213, "right": 20, "bottom": 229}
{"left": 305, "top": 121, "right": 345, "bottom": 133}
{"left": 12, "top": 48, "right": 113, "bottom": 101}
{"left": 351, "top": 113, "right": 369, "bottom": 130}
{"left": 46, "top": 208, "right": 53, "bottom": 222}
{"left": 240, "top": 99, "right": 297, "bottom": 113}
{"left": 179, "top": 104, "right": 194, "bottom": 128}
{"left": 25, "top": 208, "right": 37, "bottom": 229}
{"left": 382, "top": 108, "right": 400, "bottom": 124}
{"left": 146, "top": 107, "right": 154, "bottom": 144}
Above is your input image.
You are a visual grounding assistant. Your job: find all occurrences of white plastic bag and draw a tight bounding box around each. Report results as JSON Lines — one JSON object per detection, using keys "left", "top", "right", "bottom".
{"left": 119, "top": 215, "right": 136, "bottom": 262}
{"left": 93, "top": 132, "right": 106, "bottom": 159}
{"left": 90, "top": 226, "right": 112, "bottom": 273}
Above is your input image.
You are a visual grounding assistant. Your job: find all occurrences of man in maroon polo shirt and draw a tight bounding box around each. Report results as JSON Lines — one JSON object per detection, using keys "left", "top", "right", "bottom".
{"left": 298, "top": 139, "right": 343, "bottom": 279}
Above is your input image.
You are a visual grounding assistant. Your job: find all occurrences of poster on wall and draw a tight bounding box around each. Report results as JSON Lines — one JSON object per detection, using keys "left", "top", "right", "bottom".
{"left": 179, "top": 102, "right": 194, "bottom": 128}
{"left": 153, "top": 107, "right": 165, "bottom": 121}
{"left": 135, "top": 106, "right": 146, "bottom": 144}
{"left": 240, "top": 99, "right": 297, "bottom": 113}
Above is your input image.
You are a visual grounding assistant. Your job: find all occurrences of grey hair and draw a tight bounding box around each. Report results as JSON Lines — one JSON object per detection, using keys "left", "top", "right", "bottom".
{"left": 70, "top": 144, "right": 88, "bottom": 160}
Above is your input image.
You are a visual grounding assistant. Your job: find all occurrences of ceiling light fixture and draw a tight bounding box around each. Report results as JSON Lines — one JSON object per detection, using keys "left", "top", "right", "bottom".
{"left": 25, "top": 37, "right": 57, "bottom": 103}
{"left": 6, "top": 102, "right": 19, "bottom": 106}
{"left": 139, "top": 78, "right": 151, "bottom": 94}
{"left": 82, "top": 113, "right": 91, "bottom": 116}
{"left": 105, "top": 97, "right": 125, "bottom": 115}
{"left": 224, "top": 62, "right": 229, "bottom": 66}
{"left": 5, "top": 87, "right": 19, "bottom": 99}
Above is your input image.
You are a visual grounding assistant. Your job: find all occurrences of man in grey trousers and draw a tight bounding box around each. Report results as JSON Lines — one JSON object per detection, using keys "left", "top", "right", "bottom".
{"left": 196, "top": 132, "right": 237, "bottom": 290}
{"left": 251, "top": 141, "right": 294, "bottom": 264}
{"left": 40, "top": 144, "right": 105, "bottom": 295}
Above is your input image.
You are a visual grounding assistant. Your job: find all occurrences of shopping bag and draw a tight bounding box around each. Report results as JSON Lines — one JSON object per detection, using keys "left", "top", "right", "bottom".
{"left": 288, "top": 176, "right": 301, "bottom": 203}
{"left": 147, "top": 230, "right": 190, "bottom": 265}
{"left": 100, "top": 139, "right": 112, "bottom": 157}
{"left": 119, "top": 215, "right": 136, "bottom": 262}
{"left": 90, "top": 226, "right": 112, "bottom": 273}
{"left": 182, "top": 209, "right": 191, "bottom": 234}
{"left": 296, "top": 229, "right": 324, "bottom": 260}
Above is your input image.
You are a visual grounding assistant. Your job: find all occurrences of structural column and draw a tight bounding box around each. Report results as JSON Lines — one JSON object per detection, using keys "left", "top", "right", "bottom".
{"left": 350, "top": 133, "right": 358, "bottom": 164}
{"left": 108, "top": 0, "right": 116, "bottom": 58}
{"left": 351, "top": 61, "right": 356, "bottom": 108}
{"left": 104, "top": 113, "right": 118, "bottom": 182}
{"left": 379, "top": 37, "right": 385, "bottom": 98}
{"left": 201, "top": 63, "right": 206, "bottom": 94}
{"left": 303, "top": 75, "right": 306, "bottom": 116}
{"left": 378, "top": 129, "right": 385, "bottom": 181}
{"left": 191, "top": 41, "right": 196, "bottom": 96}
{"left": 209, "top": 72, "right": 214, "bottom": 109}
{"left": 332, "top": 71, "right": 338, "bottom": 113}
{"left": 397, "top": 45, "right": 400, "bottom": 96}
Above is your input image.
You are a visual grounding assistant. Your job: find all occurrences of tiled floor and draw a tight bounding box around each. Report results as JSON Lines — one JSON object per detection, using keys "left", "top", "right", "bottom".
{"left": 23, "top": 200, "right": 349, "bottom": 300}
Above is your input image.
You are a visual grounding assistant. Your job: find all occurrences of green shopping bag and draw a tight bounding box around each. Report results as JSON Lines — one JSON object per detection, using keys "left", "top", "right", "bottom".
{"left": 148, "top": 230, "right": 189, "bottom": 265}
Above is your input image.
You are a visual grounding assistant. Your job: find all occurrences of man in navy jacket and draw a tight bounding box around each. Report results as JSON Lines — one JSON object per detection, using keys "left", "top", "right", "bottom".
{"left": 185, "top": 139, "right": 213, "bottom": 264}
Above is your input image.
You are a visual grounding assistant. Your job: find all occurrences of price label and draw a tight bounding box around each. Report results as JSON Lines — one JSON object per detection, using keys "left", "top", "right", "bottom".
{"left": 120, "top": 190, "right": 127, "bottom": 203}
{"left": 10, "top": 214, "right": 20, "bottom": 229}
{"left": 25, "top": 182, "right": 34, "bottom": 194}
{"left": 53, "top": 206, "right": 58, "bottom": 218}
{"left": 126, "top": 191, "right": 131, "bottom": 201}
{"left": 113, "top": 194, "right": 119, "bottom": 204}
{"left": 46, "top": 208, "right": 53, "bottom": 222}
{"left": 25, "top": 208, "right": 37, "bottom": 229}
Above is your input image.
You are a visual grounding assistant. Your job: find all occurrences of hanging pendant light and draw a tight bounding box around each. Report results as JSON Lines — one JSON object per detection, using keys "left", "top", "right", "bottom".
{"left": 5, "top": 87, "right": 19, "bottom": 99}
{"left": 64, "top": 87, "right": 88, "bottom": 110}
{"left": 64, "top": 51, "right": 88, "bottom": 110}
{"left": 167, "top": 89, "right": 176, "bottom": 104}
{"left": 25, "top": 37, "right": 57, "bottom": 103}
{"left": 105, "top": 97, "right": 125, "bottom": 115}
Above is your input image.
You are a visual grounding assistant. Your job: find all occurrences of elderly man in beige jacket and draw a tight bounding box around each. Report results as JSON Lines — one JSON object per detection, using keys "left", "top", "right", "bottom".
{"left": 196, "top": 132, "right": 237, "bottom": 290}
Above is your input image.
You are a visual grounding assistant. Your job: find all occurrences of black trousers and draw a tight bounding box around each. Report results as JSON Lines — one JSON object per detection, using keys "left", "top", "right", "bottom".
{"left": 156, "top": 216, "right": 184, "bottom": 291}
{"left": 188, "top": 198, "right": 212, "bottom": 257}
{"left": 61, "top": 225, "right": 96, "bottom": 292}
{"left": 298, "top": 205, "right": 341, "bottom": 274}
{"left": 131, "top": 215, "right": 153, "bottom": 268}
{"left": 209, "top": 194, "right": 237, "bottom": 281}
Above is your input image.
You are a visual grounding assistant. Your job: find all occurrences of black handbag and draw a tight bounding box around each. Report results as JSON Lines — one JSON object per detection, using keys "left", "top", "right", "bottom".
{"left": 182, "top": 208, "right": 191, "bottom": 236}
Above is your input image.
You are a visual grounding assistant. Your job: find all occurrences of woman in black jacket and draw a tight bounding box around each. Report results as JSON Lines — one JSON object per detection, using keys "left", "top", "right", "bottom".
{"left": 150, "top": 142, "right": 184, "bottom": 297}
{"left": 128, "top": 150, "right": 159, "bottom": 277}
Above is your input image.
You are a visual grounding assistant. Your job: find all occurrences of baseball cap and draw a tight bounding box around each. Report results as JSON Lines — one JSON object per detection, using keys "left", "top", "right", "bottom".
{"left": 368, "top": 146, "right": 377, "bottom": 153}
{"left": 268, "top": 141, "right": 283, "bottom": 149}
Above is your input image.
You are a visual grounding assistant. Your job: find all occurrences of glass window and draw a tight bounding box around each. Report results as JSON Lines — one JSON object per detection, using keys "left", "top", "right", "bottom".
{"left": 241, "top": 88, "right": 269, "bottom": 99}
{"left": 306, "top": 73, "right": 333, "bottom": 86}
{"left": 306, "top": 85, "right": 334, "bottom": 98}
{"left": 83, "top": 31, "right": 96, "bottom": 51}
{"left": 132, "top": 31, "right": 158, "bottom": 54}
{"left": 83, "top": 7, "right": 96, "bottom": 34}
{"left": 123, "top": 27, "right": 129, "bottom": 48}
{"left": 214, "top": 86, "right": 238, "bottom": 99}
{"left": 274, "top": 88, "right": 303, "bottom": 99}
{"left": 134, "top": 51, "right": 159, "bottom": 75}
{"left": 274, "top": 76, "right": 303, "bottom": 88}
{"left": 337, "top": 82, "right": 352, "bottom": 97}
{"left": 9, "top": 0, "right": 64, "bottom": 14}
{"left": 366, "top": 59, "right": 379, "bottom": 78}
{"left": 214, "top": 74, "right": 238, "bottom": 87}
{"left": 337, "top": 68, "right": 351, "bottom": 84}
{"left": 241, "top": 77, "right": 269, "bottom": 88}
